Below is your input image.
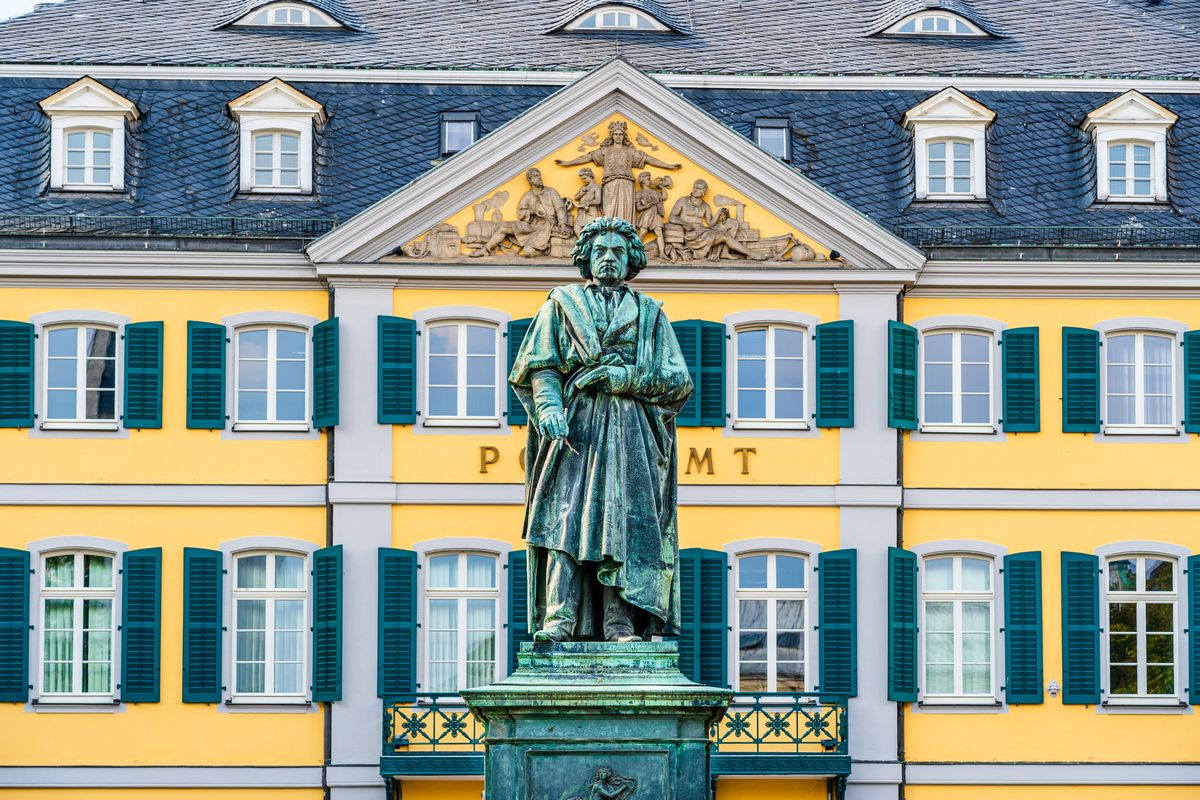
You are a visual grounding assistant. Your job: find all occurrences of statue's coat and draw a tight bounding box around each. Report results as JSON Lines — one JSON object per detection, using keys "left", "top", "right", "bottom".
{"left": 510, "top": 283, "right": 693, "bottom": 637}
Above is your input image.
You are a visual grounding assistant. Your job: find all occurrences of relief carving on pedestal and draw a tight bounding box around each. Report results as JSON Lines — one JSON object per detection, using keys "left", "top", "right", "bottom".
{"left": 565, "top": 766, "right": 638, "bottom": 800}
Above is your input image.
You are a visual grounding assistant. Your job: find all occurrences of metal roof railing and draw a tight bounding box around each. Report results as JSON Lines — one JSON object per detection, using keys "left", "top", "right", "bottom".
{"left": 0, "top": 214, "right": 337, "bottom": 240}
{"left": 897, "top": 225, "right": 1200, "bottom": 248}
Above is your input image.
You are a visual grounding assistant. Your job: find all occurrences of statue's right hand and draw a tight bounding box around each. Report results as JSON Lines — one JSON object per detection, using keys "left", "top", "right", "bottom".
{"left": 553, "top": 158, "right": 566, "bottom": 165}
{"left": 538, "top": 410, "right": 568, "bottom": 439}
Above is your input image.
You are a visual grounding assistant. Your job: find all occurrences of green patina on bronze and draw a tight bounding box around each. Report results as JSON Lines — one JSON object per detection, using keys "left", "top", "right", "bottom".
{"left": 508, "top": 216, "right": 693, "bottom": 642}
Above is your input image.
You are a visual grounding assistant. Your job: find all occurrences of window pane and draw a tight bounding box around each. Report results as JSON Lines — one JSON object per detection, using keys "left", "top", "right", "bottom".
{"left": 1109, "top": 632, "right": 1135, "bottom": 663}
{"left": 961, "top": 664, "right": 990, "bottom": 694}
{"left": 960, "top": 333, "right": 988, "bottom": 362}
{"left": 82, "top": 598, "right": 112, "bottom": 632}
{"left": 44, "top": 554, "right": 75, "bottom": 587}
{"left": 239, "top": 329, "right": 268, "bottom": 358}
{"left": 238, "top": 555, "right": 268, "bottom": 588}
{"left": 777, "top": 660, "right": 805, "bottom": 692}
{"left": 961, "top": 393, "right": 989, "bottom": 424}
{"left": 466, "top": 354, "right": 495, "bottom": 385}
{"left": 928, "top": 141, "right": 946, "bottom": 160}
{"left": 86, "top": 357, "right": 116, "bottom": 391}
{"left": 739, "top": 631, "right": 766, "bottom": 661}
{"left": 925, "top": 631, "right": 953, "bottom": 663}
{"left": 238, "top": 390, "right": 268, "bottom": 421}
{"left": 428, "top": 554, "right": 458, "bottom": 588}
{"left": 775, "top": 358, "right": 804, "bottom": 389}
{"left": 275, "top": 555, "right": 304, "bottom": 589}
{"left": 275, "top": 662, "right": 302, "bottom": 694}
{"left": 47, "top": 328, "right": 76, "bottom": 357}
{"left": 926, "top": 664, "right": 953, "bottom": 694}
{"left": 1108, "top": 602, "right": 1135, "bottom": 631}
{"left": 237, "top": 598, "right": 266, "bottom": 630}
{"left": 466, "top": 554, "right": 495, "bottom": 588}
{"left": 961, "top": 558, "right": 990, "bottom": 591}
{"left": 925, "top": 333, "right": 952, "bottom": 362}
{"left": 275, "top": 599, "right": 304, "bottom": 632}
{"left": 737, "top": 358, "right": 766, "bottom": 389}
{"left": 1109, "top": 664, "right": 1137, "bottom": 695}
{"left": 737, "top": 328, "right": 766, "bottom": 357}
{"left": 756, "top": 126, "right": 788, "bottom": 159}
{"left": 738, "top": 598, "right": 765, "bottom": 629}
{"left": 1146, "top": 665, "right": 1174, "bottom": 695}
{"left": 254, "top": 170, "right": 274, "bottom": 187}
{"left": 66, "top": 130, "right": 86, "bottom": 149}
{"left": 739, "top": 660, "right": 767, "bottom": 692}
{"left": 1108, "top": 559, "right": 1136, "bottom": 591}
{"left": 280, "top": 134, "right": 299, "bottom": 153}
{"left": 776, "top": 599, "right": 804, "bottom": 630}
{"left": 83, "top": 554, "right": 113, "bottom": 588}
{"left": 1145, "top": 559, "right": 1173, "bottom": 592}
{"left": 776, "top": 631, "right": 804, "bottom": 662}
{"left": 925, "top": 601, "right": 952, "bottom": 631}
{"left": 775, "top": 327, "right": 805, "bottom": 358}
{"left": 428, "top": 387, "right": 457, "bottom": 417}
{"left": 428, "top": 325, "right": 457, "bottom": 355}
{"left": 277, "top": 360, "right": 305, "bottom": 391}
{"left": 277, "top": 329, "right": 306, "bottom": 359}
{"left": 47, "top": 358, "right": 76, "bottom": 389}
{"left": 85, "top": 328, "right": 115, "bottom": 358}
{"left": 776, "top": 555, "right": 805, "bottom": 589}
{"left": 1146, "top": 602, "right": 1173, "bottom": 632}
{"left": 1108, "top": 334, "right": 1135, "bottom": 363}
{"left": 924, "top": 558, "right": 953, "bottom": 591}
{"left": 925, "top": 363, "right": 952, "bottom": 393}
{"left": 466, "top": 325, "right": 495, "bottom": 355}
{"left": 961, "top": 363, "right": 989, "bottom": 393}
{"left": 276, "top": 390, "right": 305, "bottom": 421}
{"left": 952, "top": 176, "right": 971, "bottom": 194}
{"left": 952, "top": 141, "right": 971, "bottom": 161}
{"left": 428, "top": 354, "right": 457, "bottom": 386}
{"left": 1109, "top": 143, "right": 1126, "bottom": 163}
{"left": 47, "top": 389, "right": 76, "bottom": 419}
{"left": 237, "top": 662, "right": 265, "bottom": 694}
{"left": 929, "top": 177, "right": 947, "bottom": 194}
{"left": 1107, "top": 393, "right": 1135, "bottom": 425}
{"left": 775, "top": 390, "right": 804, "bottom": 420}
{"left": 738, "top": 555, "right": 767, "bottom": 589}
{"left": 737, "top": 389, "right": 767, "bottom": 419}
{"left": 85, "top": 389, "right": 115, "bottom": 420}
{"left": 1146, "top": 633, "right": 1173, "bottom": 662}
{"left": 962, "top": 602, "right": 990, "bottom": 633}
{"left": 465, "top": 387, "right": 494, "bottom": 417}
{"left": 443, "top": 120, "right": 475, "bottom": 154}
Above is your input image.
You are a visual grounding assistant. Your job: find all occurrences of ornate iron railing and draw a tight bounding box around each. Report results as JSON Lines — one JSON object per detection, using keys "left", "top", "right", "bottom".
{"left": 896, "top": 224, "right": 1200, "bottom": 248}
{"left": 0, "top": 213, "right": 337, "bottom": 239}
{"left": 380, "top": 691, "right": 850, "bottom": 777}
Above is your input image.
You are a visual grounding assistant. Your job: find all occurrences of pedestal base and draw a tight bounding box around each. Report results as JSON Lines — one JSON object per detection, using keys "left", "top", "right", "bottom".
{"left": 462, "top": 641, "right": 732, "bottom": 800}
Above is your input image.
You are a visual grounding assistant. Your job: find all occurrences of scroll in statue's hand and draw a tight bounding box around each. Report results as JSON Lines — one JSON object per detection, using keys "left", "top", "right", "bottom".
{"left": 538, "top": 410, "right": 568, "bottom": 439}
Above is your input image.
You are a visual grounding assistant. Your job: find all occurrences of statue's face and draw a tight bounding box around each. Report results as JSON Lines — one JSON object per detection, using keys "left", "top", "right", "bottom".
{"left": 527, "top": 169, "right": 543, "bottom": 188}
{"left": 691, "top": 180, "right": 707, "bottom": 198}
{"left": 611, "top": 126, "right": 627, "bottom": 145}
{"left": 589, "top": 231, "right": 630, "bottom": 286}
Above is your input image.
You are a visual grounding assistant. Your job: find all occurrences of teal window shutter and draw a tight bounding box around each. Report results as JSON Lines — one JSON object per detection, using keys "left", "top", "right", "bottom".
{"left": 887, "top": 546, "right": 918, "bottom": 702}
{"left": 312, "top": 318, "right": 340, "bottom": 429}
{"left": 1061, "top": 328, "right": 1100, "bottom": 433}
{"left": 378, "top": 316, "right": 417, "bottom": 425}
{"left": 120, "top": 547, "right": 161, "bottom": 703}
{"left": 0, "top": 548, "right": 29, "bottom": 702}
{"left": 1185, "top": 331, "right": 1200, "bottom": 434}
{"left": 1003, "top": 552, "right": 1043, "bottom": 704}
{"left": 378, "top": 547, "right": 417, "bottom": 700}
{"left": 818, "top": 548, "right": 857, "bottom": 699}
{"left": 678, "top": 547, "right": 727, "bottom": 687}
{"left": 507, "top": 549, "right": 531, "bottom": 675}
{"left": 1060, "top": 551, "right": 1100, "bottom": 704}
{"left": 123, "top": 322, "right": 164, "bottom": 430}
{"left": 186, "top": 322, "right": 226, "bottom": 430}
{"left": 312, "top": 545, "right": 342, "bottom": 702}
{"left": 672, "top": 320, "right": 726, "bottom": 427}
{"left": 1189, "top": 554, "right": 1200, "bottom": 705}
{"left": 506, "top": 318, "right": 532, "bottom": 426}
{"left": 0, "top": 321, "right": 34, "bottom": 428}
{"left": 1001, "top": 327, "right": 1040, "bottom": 433}
{"left": 815, "top": 320, "right": 854, "bottom": 427}
{"left": 887, "top": 321, "right": 918, "bottom": 430}
{"left": 182, "top": 547, "right": 223, "bottom": 703}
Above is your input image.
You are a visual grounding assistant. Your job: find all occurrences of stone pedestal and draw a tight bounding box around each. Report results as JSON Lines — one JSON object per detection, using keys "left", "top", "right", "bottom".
{"left": 462, "top": 641, "right": 732, "bottom": 800}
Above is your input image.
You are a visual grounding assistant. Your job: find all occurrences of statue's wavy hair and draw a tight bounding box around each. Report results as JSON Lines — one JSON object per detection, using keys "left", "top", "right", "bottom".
{"left": 572, "top": 216, "right": 648, "bottom": 281}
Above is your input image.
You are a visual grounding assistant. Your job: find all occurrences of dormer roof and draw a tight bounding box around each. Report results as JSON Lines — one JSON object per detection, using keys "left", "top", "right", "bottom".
{"left": 217, "top": 0, "right": 364, "bottom": 31}
{"left": 1083, "top": 90, "right": 1178, "bottom": 133}
{"left": 38, "top": 76, "right": 139, "bottom": 120}
{"left": 546, "top": 0, "right": 690, "bottom": 34}
{"left": 870, "top": 0, "right": 1002, "bottom": 37}
{"left": 902, "top": 87, "right": 996, "bottom": 128}
{"left": 227, "top": 78, "right": 327, "bottom": 124}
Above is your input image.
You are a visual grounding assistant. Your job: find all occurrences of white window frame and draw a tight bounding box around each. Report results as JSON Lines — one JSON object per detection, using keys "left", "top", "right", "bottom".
{"left": 753, "top": 118, "right": 791, "bottom": 162}
{"left": 250, "top": 129, "right": 303, "bottom": 191}
{"left": 229, "top": 549, "right": 310, "bottom": 702}
{"left": 1093, "top": 130, "right": 1168, "bottom": 203}
{"left": 51, "top": 116, "right": 125, "bottom": 192}
{"left": 37, "top": 549, "right": 118, "bottom": 703}
{"left": 1100, "top": 325, "right": 1181, "bottom": 436}
{"left": 563, "top": 4, "right": 668, "bottom": 31}
{"left": 232, "top": 1, "right": 342, "bottom": 27}
{"left": 903, "top": 89, "right": 994, "bottom": 202}
{"left": 918, "top": 327, "right": 996, "bottom": 434}
{"left": 441, "top": 112, "right": 479, "bottom": 157}
{"left": 232, "top": 323, "right": 311, "bottom": 432}
{"left": 420, "top": 313, "right": 504, "bottom": 428}
{"left": 884, "top": 11, "right": 987, "bottom": 36}
{"left": 915, "top": 129, "right": 985, "bottom": 200}
{"left": 918, "top": 553, "right": 997, "bottom": 701}
{"left": 731, "top": 549, "right": 813, "bottom": 695}
{"left": 724, "top": 310, "right": 817, "bottom": 432}
{"left": 238, "top": 117, "right": 311, "bottom": 194}
{"left": 1101, "top": 554, "right": 1181, "bottom": 704}
{"left": 422, "top": 550, "right": 503, "bottom": 695}
{"left": 40, "top": 323, "right": 120, "bottom": 430}
{"left": 732, "top": 323, "right": 809, "bottom": 428}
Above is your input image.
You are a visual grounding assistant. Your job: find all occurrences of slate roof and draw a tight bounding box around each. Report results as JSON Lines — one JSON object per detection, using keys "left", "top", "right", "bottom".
{"left": 1, "top": 77, "right": 1198, "bottom": 245}
{"left": 0, "top": 0, "right": 1197, "bottom": 78}
{"left": 868, "top": 0, "right": 1004, "bottom": 37}
{"left": 214, "top": 0, "right": 366, "bottom": 31}
{"left": 546, "top": 0, "right": 692, "bottom": 34}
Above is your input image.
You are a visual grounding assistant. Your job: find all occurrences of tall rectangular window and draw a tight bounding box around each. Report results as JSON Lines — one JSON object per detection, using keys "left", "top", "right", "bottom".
{"left": 233, "top": 552, "right": 308, "bottom": 697}
{"left": 1107, "top": 142, "right": 1153, "bottom": 199}
{"left": 921, "top": 555, "right": 993, "bottom": 697}
{"left": 425, "top": 552, "right": 499, "bottom": 693}
{"left": 441, "top": 112, "right": 479, "bottom": 156}
{"left": 735, "top": 552, "right": 808, "bottom": 692}
{"left": 753, "top": 118, "right": 790, "bottom": 161}
{"left": 1105, "top": 555, "right": 1177, "bottom": 697}
{"left": 735, "top": 325, "right": 805, "bottom": 423}
{"left": 252, "top": 131, "right": 301, "bottom": 190}
{"left": 1105, "top": 332, "right": 1174, "bottom": 429}
{"left": 44, "top": 325, "right": 117, "bottom": 423}
{"left": 236, "top": 326, "right": 308, "bottom": 425}
{"left": 426, "top": 321, "right": 498, "bottom": 421}
{"left": 63, "top": 128, "right": 112, "bottom": 188}
{"left": 927, "top": 138, "right": 973, "bottom": 196}
{"left": 41, "top": 551, "right": 115, "bottom": 697}
{"left": 922, "top": 330, "right": 991, "bottom": 427}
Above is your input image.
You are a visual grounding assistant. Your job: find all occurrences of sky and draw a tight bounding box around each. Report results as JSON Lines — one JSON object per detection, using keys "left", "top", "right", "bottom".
{"left": 0, "top": 0, "right": 55, "bottom": 21}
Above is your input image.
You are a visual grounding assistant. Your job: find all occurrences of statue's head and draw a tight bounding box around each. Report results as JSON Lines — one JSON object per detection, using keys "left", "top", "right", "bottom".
{"left": 604, "top": 120, "right": 629, "bottom": 146}
{"left": 691, "top": 178, "right": 708, "bottom": 198}
{"left": 579, "top": 167, "right": 595, "bottom": 183}
{"left": 573, "top": 216, "right": 647, "bottom": 284}
{"left": 525, "top": 167, "right": 544, "bottom": 188}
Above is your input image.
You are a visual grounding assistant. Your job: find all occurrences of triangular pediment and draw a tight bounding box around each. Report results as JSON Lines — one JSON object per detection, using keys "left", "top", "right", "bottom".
{"left": 228, "top": 78, "right": 326, "bottom": 123}
{"left": 306, "top": 60, "right": 923, "bottom": 272}
{"left": 1084, "top": 90, "right": 1177, "bottom": 131}
{"left": 903, "top": 87, "right": 994, "bottom": 128}
{"left": 39, "top": 77, "right": 139, "bottom": 120}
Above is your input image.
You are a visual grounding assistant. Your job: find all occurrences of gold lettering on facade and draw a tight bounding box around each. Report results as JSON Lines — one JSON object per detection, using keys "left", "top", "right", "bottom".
{"left": 685, "top": 447, "right": 714, "bottom": 475}
{"left": 479, "top": 446, "right": 500, "bottom": 474}
{"left": 733, "top": 447, "right": 757, "bottom": 475}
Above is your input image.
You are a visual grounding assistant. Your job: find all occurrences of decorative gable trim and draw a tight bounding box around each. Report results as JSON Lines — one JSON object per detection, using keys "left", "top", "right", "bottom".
{"left": 228, "top": 79, "right": 324, "bottom": 195}
{"left": 903, "top": 87, "right": 995, "bottom": 128}
{"left": 38, "top": 76, "right": 138, "bottom": 120}
{"left": 904, "top": 88, "right": 994, "bottom": 201}
{"left": 1083, "top": 90, "right": 1178, "bottom": 132}
{"left": 39, "top": 77, "right": 137, "bottom": 192}
{"left": 306, "top": 59, "right": 923, "bottom": 272}
{"left": 227, "top": 78, "right": 327, "bottom": 124}
{"left": 1083, "top": 91, "right": 1176, "bottom": 204}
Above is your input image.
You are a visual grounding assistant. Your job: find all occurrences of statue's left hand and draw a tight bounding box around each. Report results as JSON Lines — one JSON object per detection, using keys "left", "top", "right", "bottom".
{"left": 576, "top": 365, "right": 631, "bottom": 394}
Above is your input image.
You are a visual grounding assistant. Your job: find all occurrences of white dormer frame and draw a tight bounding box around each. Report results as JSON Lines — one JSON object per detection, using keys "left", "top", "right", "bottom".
{"left": 564, "top": 4, "right": 669, "bottom": 31}
{"left": 1084, "top": 91, "right": 1177, "bottom": 204}
{"left": 39, "top": 77, "right": 138, "bottom": 193}
{"left": 883, "top": 11, "right": 987, "bottom": 37}
{"left": 231, "top": 1, "right": 343, "bottom": 28}
{"left": 903, "top": 87, "right": 995, "bottom": 201}
{"left": 228, "top": 79, "right": 326, "bottom": 194}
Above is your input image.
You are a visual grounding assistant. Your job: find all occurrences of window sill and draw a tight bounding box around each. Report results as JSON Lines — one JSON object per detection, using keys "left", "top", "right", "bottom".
{"left": 731, "top": 420, "right": 810, "bottom": 431}
{"left": 422, "top": 418, "right": 502, "bottom": 428}
{"left": 918, "top": 696, "right": 1001, "bottom": 707}
{"left": 56, "top": 185, "right": 121, "bottom": 193}
{"left": 1102, "top": 697, "right": 1185, "bottom": 708}
{"left": 918, "top": 424, "right": 996, "bottom": 435}
{"left": 915, "top": 194, "right": 986, "bottom": 202}
{"left": 232, "top": 422, "right": 311, "bottom": 432}
{"left": 242, "top": 187, "right": 311, "bottom": 195}
{"left": 32, "top": 696, "right": 120, "bottom": 712}
{"left": 40, "top": 421, "right": 119, "bottom": 431}
{"left": 1097, "top": 196, "right": 1163, "bottom": 205}
{"left": 1101, "top": 425, "right": 1179, "bottom": 436}
{"left": 226, "top": 697, "right": 311, "bottom": 705}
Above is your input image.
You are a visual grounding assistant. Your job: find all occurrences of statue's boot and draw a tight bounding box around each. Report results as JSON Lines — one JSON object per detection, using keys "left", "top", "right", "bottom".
{"left": 533, "top": 626, "right": 571, "bottom": 643}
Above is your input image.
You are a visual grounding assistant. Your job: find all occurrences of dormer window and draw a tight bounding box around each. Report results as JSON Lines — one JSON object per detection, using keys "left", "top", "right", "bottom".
{"left": 441, "top": 112, "right": 479, "bottom": 157}
{"left": 39, "top": 77, "right": 138, "bottom": 193}
{"left": 886, "top": 12, "right": 985, "bottom": 36}
{"left": 1084, "top": 90, "right": 1176, "bottom": 204}
{"left": 232, "top": 2, "right": 342, "bottom": 28}
{"left": 564, "top": 4, "right": 668, "bottom": 31}
{"left": 227, "top": 79, "right": 326, "bottom": 195}
{"left": 903, "top": 88, "right": 995, "bottom": 201}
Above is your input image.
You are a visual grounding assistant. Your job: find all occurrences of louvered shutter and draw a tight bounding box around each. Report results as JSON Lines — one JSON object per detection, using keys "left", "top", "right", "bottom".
{"left": 312, "top": 545, "right": 342, "bottom": 701}
{"left": 1189, "top": 555, "right": 1200, "bottom": 705}
{"left": 887, "top": 547, "right": 918, "bottom": 702}
{"left": 818, "top": 549, "right": 857, "bottom": 699}
{"left": 506, "top": 318, "right": 532, "bottom": 426}
{"left": 887, "top": 321, "right": 918, "bottom": 430}
{"left": 507, "top": 549, "right": 531, "bottom": 675}
{"left": 672, "top": 320, "right": 725, "bottom": 427}
{"left": 1060, "top": 552, "right": 1100, "bottom": 704}
{"left": 1001, "top": 327, "right": 1039, "bottom": 433}
{"left": 120, "top": 548, "right": 161, "bottom": 703}
{"left": 182, "top": 548, "right": 222, "bottom": 703}
{"left": 0, "top": 548, "right": 29, "bottom": 702}
{"left": 1185, "top": 331, "right": 1200, "bottom": 434}
{"left": 378, "top": 316, "right": 417, "bottom": 425}
{"left": 122, "top": 322, "right": 163, "bottom": 429}
{"left": 186, "top": 322, "right": 226, "bottom": 430}
{"left": 678, "top": 548, "right": 727, "bottom": 687}
{"left": 312, "top": 318, "right": 339, "bottom": 429}
{"left": 815, "top": 320, "right": 854, "bottom": 428}
{"left": 0, "top": 321, "right": 34, "bottom": 428}
{"left": 378, "top": 548, "right": 417, "bottom": 700}
{"left": 1061, "top": 328, "right": 1100, "bottom": 433}
{"left": 1003, "top": 552, "right": 1043, "bottom": 704}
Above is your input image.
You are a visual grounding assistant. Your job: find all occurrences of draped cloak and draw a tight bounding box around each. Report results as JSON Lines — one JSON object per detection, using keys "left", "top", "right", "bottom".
{"left": 509, "top": 283, "right": 693, "bottom": 637}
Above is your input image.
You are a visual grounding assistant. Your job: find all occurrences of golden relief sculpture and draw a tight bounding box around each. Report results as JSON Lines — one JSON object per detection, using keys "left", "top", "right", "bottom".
{"left": 398, "top": 119, "right": 829, "bottom": 263}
